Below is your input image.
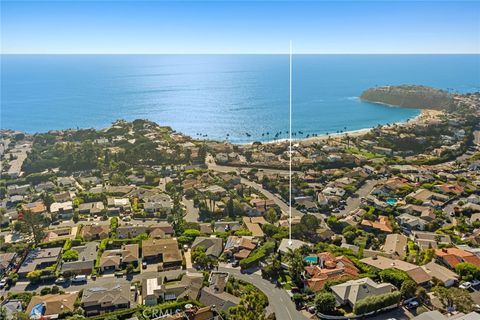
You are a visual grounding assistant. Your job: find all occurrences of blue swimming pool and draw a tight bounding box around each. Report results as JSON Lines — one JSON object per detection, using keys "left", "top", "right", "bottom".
{"left": 304, "top": 256, "right": 318, "bottom": 264}
{"left": 386, "top": 198, "right": 398, "bottom": 206}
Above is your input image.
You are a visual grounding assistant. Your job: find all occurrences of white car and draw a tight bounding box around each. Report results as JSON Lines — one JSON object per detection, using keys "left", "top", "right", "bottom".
{"left": 460, "top": 282, "right": 472, "bottom": 289}
{"left": 0, "top": 279, "right": 7, "bottom": 289}
{"left": 72, "top": 275, "right": 87, "bottom": 283}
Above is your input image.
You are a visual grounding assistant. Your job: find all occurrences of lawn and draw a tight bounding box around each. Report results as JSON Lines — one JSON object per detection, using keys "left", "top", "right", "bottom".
{"left": 345, "top": 147, "right": 384, "bottom": 159}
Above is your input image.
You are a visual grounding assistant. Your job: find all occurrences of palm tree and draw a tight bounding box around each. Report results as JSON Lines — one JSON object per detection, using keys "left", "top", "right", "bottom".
{"left": 285, "top": 248, "right": 305, "bottom": 285}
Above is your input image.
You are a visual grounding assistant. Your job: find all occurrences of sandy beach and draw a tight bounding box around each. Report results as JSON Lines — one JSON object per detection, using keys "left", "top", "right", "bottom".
{"left": 257, "top": 108, "right": 444, "bottom": 147}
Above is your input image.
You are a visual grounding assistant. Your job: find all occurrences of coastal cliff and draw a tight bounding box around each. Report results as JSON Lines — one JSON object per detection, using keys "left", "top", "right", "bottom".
{"left": 360, "top": 85, "right": 455, "bottom": 111}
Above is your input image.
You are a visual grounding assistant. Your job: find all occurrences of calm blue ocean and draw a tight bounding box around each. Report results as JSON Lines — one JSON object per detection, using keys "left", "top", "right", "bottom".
{"left": 1, "top": 55, "right": 479, "bottom": 143}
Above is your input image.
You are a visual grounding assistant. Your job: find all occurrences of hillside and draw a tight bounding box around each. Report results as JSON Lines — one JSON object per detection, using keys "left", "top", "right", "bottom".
{"left": 360, "top": 85, "right": 455, "bottom": 111}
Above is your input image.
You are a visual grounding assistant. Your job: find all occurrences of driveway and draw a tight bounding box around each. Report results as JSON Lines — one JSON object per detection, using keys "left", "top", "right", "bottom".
{"left": 239, "top": 178, "right": 304, "bottom": 218}
{"left": 335, "top": 178, "right": 385, "bottom": 217}
{"left": 218, "top": 266, "right": 308, "bottom": 320}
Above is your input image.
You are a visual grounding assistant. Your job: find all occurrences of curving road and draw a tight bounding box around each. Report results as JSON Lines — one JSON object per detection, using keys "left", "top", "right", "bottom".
{"left": 218, "top": 266, "right": 308, "bottom": 320}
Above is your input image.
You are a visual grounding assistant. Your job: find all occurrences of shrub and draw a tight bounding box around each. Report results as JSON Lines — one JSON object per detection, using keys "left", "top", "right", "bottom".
{"left": 40, "top": 287, "right": 52, "bottom": 295}
{"left": 63, "top": 249, "right": 79, "bottom": 262}
{"left": 400, "top": 279, "right": 417, "bottom": 299}
{"left": 455, "top": 262, "right": 480, "bottom": 281}
{"left": 26, "top": 270, "right": 42, "bottom": 282}
{"left": 240, "top": 241, "right": 275, "bottom": 268}
{"left": 315, "top": 292, "right": 336, "bottom": 314}
{"left": 379, "top": 268, "right": 410, "bottom": 288}
{"left": 353, "top": 291, "right": 401, "bottom": 315}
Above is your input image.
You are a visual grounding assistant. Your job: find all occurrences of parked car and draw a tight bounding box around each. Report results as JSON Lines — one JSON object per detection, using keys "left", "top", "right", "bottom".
{"left": 471, "top": 279, "right": 480, "bottom": 287}
{"left": 232, "top": 260, "right": 239, "bottom": 267}
{"left": 142, "top": 261, "right": 147, "bottom": 269}
{"left": 460, "top": 282, "right": 472, "bottom": 289}
{"left": 0, "top": 278, "right": 7, "bottom": 289}
{"left": 115, "top": 271, "right": 124, "bottom": 277}
{"left": 54, "top": 277, "right": 68, "bottom": 285}
{"left": 72, "top": 275, "right": 87, "bottom": 284}
{"left": 406, "top": 300, "right": 419, "bottom": 309}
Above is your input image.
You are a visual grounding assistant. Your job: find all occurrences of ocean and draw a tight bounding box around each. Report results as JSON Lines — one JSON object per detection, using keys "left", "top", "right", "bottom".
{"left": 1, "top": 54, "right": 479, "bottom": 143}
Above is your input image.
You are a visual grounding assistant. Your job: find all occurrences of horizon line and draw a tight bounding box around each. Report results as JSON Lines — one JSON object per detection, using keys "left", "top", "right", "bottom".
{"left": 2, "top": 52, "right": 479, "bottom": 55}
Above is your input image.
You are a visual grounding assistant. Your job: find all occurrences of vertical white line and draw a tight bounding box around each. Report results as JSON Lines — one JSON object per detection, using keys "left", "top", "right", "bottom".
{"left": 289, "top": 40, "right": 293, "bottom": 246}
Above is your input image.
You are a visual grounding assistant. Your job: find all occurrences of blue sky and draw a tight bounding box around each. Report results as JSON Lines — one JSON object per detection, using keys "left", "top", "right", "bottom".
{"left": 1, "top": 1, "right": 479, "bottom": 54}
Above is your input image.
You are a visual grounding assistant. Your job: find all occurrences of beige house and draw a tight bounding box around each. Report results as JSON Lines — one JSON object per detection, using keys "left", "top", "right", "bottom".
{"left": 331, "top": 278, "right": 396, "bottom": 308}
{"left": 383, "top": 234, "right": 408, "bottom": 258}
{"left": 27, "top": 293, "right": 77, "bottom": 319}
{"left": 142, "top": 238, "right": 182, "bottom": 269}
{"left": 142, "top": 272, "right": 203, "bottom": 306}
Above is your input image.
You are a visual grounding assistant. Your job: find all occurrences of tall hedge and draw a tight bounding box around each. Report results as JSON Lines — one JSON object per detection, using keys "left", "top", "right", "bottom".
{"left": 239, "top": 241, "right": 275, "bottom": 267}
{"left": 353, "top": 291, "right": 401, "bottom": 315}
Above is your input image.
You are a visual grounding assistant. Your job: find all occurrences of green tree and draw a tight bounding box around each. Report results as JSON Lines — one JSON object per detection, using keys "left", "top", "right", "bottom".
{"left": 455, "top": 262, "right": 480, "bottom": 281}
{"left": 416, "top": 287, "right": 429, "bottom": 304}
{"left": 285, "top": 248, "right": 305, "bottom": 285}
{"left": 226, "top": 197, "right": 234, "bottom": 216}
{"left": 18, "top": 210, "right": 45, "bottom": 245}
{"left": 433, "top": 286, "right": 474, "bottom": 313}
{"left": 126, "top": 264, "right": 134, "bottom": 274}
{"left": 379, "top": 268, "right": 410, "bottom": 288}
{"left": 63, "top": 249, "right": 79, "bottom": 262}
{"left": 26, "top": 270, "right": 42, "bottom": 283}
{"left": 400, "top": 279, "right": 417, "bottom": 299}
{"left": 191, "top": 246, "right": 215, "bottom": 269}
{"left": 264, "top": 208, "right": 279, "bottom": 224}
{"left": 110, "top": 217, "right": 119, "bottom": 237}
{"left": 354, "top": 291, "right": 401, "bottom": 315}
{"left": 261, "top": 252, "right": 282, "bottom": 280}
{"left": 315, "top": 292, "right": 336, "bottom": 314}
{"left": 343, "top": 230, "right": 356, "bottom": 244}
{"left": 0, "top": 306, "right": 7, "bottom": 320}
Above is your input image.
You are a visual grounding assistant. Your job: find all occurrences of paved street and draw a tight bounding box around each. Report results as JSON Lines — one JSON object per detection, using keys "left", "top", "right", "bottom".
{"left": 218, "top": 266, "right": 308, "bottom": 320}
{"left": 206, "top": 154, "right": 299, "bottom": 175}
{"left": 240, "top": 178, "right": 304, "bottom": 218}
{"left": 2, "top": 270, "right": 183, "bottom": 297}
{"left": 2, "top": 266, "right": 307, "bottom": 320}
{"left": 206, "top": 154, "right": 303, "bottom": 218}
{"left": 182, "top": 196, "right": 200, "bottom": 222}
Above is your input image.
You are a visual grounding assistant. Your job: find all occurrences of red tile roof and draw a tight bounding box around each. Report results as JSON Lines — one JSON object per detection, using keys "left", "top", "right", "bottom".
{"left": 435, "top": 248, "right": 480, "bottom": 268}
{"left": 305, "top": 253, "right": 359, "bottom": 292}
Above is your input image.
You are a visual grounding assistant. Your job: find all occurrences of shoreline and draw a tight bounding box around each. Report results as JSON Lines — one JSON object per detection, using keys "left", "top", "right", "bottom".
{"left": 2, "top": 108, "right": 443, "bottom": 147}
{"left": 236, "top": 108, "right": 442, "bottom": 146}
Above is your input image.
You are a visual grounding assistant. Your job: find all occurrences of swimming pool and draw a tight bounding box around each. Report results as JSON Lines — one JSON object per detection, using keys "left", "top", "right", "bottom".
{"left": 386, "top": 198, "right": 398, "bottom": 206}
{"left": 304, "top": 255, "right": 318, "bottom": 264}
